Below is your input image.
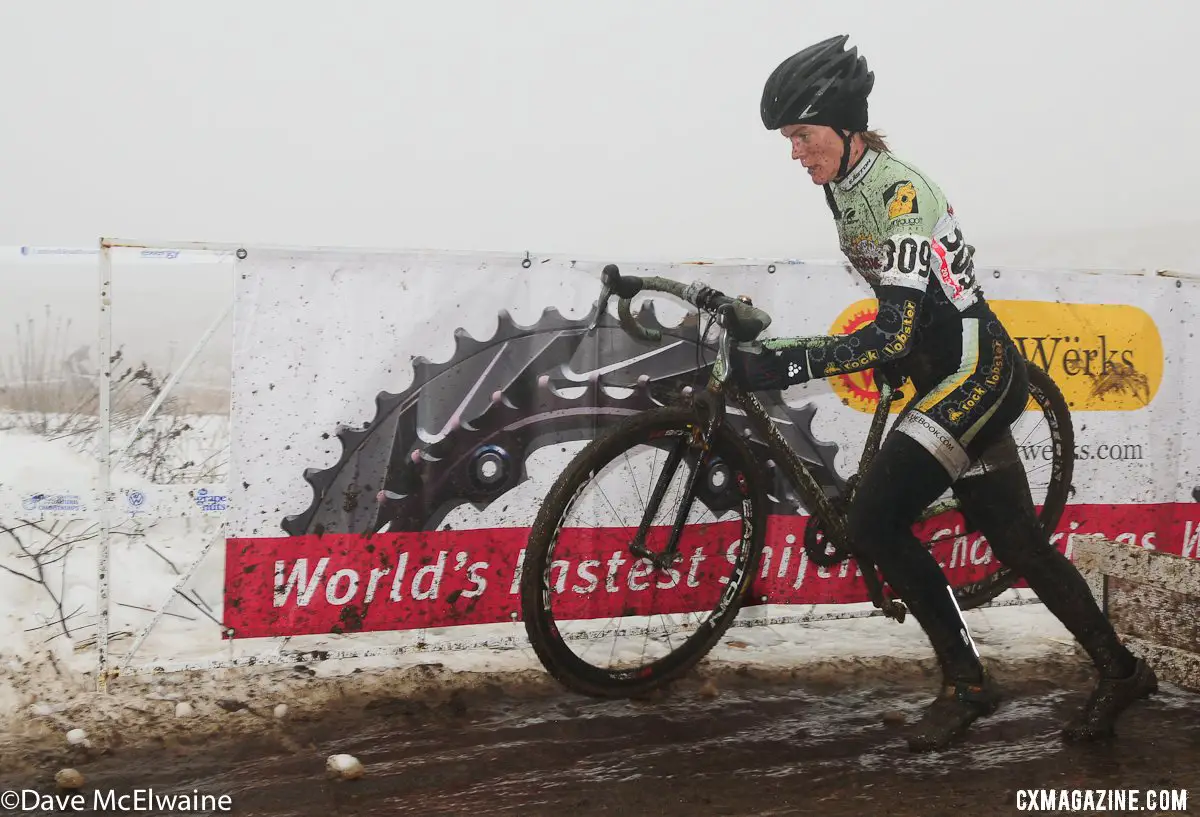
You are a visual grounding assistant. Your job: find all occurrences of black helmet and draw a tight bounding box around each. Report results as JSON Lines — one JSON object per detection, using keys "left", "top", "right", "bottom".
{"left": 760, "top": 34, "right": 874, "bottom": 132}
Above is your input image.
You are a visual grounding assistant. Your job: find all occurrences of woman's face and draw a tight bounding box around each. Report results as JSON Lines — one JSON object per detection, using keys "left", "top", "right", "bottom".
{"left": 779, "top": 124, "right": 844, "bottom": 186}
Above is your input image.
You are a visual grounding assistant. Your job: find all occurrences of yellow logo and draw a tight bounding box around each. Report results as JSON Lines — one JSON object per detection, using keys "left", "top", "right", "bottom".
{"left": 885, "top": 181, "right": 918, "bottom": 219}
{"left": 827, "top": 299, "right": 1163, "bottom": 413}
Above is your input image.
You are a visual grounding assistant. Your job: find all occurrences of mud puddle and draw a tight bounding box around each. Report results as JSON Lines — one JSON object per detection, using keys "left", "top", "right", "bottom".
{"left": 4, "top": 669, "right": 1198, "bottom": 816}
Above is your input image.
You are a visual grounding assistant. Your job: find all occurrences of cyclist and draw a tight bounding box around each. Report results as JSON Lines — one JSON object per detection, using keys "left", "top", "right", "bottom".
{"left": 731, "top": 34, "right": 1157, "bottom": 752}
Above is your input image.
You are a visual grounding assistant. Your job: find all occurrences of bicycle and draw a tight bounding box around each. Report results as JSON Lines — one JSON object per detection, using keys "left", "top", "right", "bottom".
{"left": 520, "top": 264, "right": 1073, "bottom": 699}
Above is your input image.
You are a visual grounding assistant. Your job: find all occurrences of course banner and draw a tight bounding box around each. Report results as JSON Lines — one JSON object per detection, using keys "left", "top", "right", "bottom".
{"left": 223, "top": 247, "right": 1198, "bottom": 639}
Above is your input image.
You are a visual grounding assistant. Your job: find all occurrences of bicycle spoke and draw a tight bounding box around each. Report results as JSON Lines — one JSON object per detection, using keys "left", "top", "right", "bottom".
{"left": 524, "top": 408, "right": 763, "bottom": 693}
{"left": 624, "top": 449, "right": 646, "bottom": 516}
{"left": 594, "top": 482, "right": 627, "bottom": 529}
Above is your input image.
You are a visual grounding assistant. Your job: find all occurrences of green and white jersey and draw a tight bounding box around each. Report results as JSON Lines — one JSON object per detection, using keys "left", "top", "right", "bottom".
{"left": 829, "top": 148, "right": 982, "bottom": 313}
{"left": 758, "top": 148, "right": 1024, "bottom": 477}
{"left": 775, "top": 147, "right": 998, "bottom": 390}
{"left": 782, "top": 148, "right": 1023, "bottom": 476}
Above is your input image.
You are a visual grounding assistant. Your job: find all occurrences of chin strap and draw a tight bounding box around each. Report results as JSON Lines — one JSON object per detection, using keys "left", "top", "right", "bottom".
{"left": 822, "top": 183, "right": 841, "bottom": 219}
{"left": 834, "top": 129, "right": 854, "bottom": 181}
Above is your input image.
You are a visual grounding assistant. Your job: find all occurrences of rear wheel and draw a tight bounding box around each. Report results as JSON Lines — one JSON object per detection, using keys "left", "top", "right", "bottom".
{"left": 944, "top": 363, "right": 1074, "bottom": 609}
{"left": 520, "top": 405, "right": 767, "bottom": 698}
{"left": 803, "top": 363, "right": 1074, "bottom": 610}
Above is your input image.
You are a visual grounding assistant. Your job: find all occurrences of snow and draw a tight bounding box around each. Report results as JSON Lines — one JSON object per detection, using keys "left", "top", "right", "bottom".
{"left": 0, "top": 421, "right": 1087, "bottom": 758}
{"left": 326, "top": 754, "right": 365, "bottom": 780}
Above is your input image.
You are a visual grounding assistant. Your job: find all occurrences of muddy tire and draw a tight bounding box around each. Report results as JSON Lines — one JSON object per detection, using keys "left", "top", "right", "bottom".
{"left": 520, "top": 405, "right": 767, "bottom": 698}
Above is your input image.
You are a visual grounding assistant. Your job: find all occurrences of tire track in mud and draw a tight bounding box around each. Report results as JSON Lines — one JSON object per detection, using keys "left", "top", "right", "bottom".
{"left": 5, "top": 667, "right": 1199, "bottom": 816}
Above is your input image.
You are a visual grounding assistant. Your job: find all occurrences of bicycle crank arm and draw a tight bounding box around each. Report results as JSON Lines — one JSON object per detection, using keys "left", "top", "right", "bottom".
{"left": 859, "top": 561, "right": 908, "bottom": 623}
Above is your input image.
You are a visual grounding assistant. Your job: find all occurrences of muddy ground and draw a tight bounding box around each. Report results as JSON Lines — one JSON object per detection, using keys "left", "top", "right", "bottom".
{"left": 2, "top": 657, "right": 1198, "bottom": 817}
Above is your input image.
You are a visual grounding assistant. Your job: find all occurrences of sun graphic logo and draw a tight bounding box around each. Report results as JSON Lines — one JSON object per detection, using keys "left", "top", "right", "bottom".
{"left": 827, "top": 299, "right": 915, "bottom": 414}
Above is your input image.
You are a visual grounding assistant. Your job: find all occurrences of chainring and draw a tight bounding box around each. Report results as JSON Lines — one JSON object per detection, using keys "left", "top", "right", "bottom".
{"left": 802, "top": 473, "right": 859, "bottom": 567}
{"left": 282, "top": 300, "right": 847, "bottom": 536}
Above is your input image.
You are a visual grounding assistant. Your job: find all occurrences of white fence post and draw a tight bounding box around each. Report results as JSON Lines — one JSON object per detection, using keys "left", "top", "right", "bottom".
{"left": 96, "top": 239, "right": 114, "bottom": 692}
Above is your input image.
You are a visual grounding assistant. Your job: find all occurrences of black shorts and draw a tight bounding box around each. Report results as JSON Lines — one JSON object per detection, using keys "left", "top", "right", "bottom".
{"left": 891, "top": 312, "right": 1029, "bottom": 480}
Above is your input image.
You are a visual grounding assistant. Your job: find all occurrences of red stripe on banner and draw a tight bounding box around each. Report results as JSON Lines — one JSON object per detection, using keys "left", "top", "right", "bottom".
{"left": 223, "top": 503, "right": 1200, "bottom": 639}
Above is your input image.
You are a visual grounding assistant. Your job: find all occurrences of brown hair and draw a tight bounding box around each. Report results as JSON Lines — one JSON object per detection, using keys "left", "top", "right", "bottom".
{"left": 859, "top": 129, "right": 890, "bottom": 153}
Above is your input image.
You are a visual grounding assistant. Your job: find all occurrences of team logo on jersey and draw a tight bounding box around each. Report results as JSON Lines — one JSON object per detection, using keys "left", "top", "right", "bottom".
{"left": 840, "top": 233, "right": 884, "bottom": 283}
{"left": 825, "top": 302, "right": 916, "bottom": 415}
{"left": 885, "top": 180, "right": 919, "bottom": 219}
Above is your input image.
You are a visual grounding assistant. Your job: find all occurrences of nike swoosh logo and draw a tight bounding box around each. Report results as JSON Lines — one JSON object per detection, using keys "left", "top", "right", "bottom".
{"left": 560, "top": 340, "right": 688, "bottom": 381}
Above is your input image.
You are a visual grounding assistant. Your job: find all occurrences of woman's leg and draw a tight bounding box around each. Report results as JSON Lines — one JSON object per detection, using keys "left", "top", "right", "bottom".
{"left": 849, "top": 432, "right": 984, "bottom": 681}
{"left": 847, "top": 431, "right": 1001, "bottom": 751}
{"left": 951, "top": 432, "right": 1157, "bottom": 740}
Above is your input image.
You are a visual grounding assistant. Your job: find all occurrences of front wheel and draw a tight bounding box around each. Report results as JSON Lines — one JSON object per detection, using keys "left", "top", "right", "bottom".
{"left": 520, "top": 404, "right": 767, "bottom": 699}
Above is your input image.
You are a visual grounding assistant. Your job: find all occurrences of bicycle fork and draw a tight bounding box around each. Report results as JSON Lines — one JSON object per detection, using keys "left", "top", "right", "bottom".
{"left": 628, "top": 319, "right": 733, "bottom": 569}
{"left": 628, "top": 389, "right": 724, "bottom": 569}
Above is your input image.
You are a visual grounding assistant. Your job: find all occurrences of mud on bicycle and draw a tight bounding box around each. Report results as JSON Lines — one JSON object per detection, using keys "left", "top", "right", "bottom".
{"left": 519, "top": 264, "right": 1073, "bottom": 699}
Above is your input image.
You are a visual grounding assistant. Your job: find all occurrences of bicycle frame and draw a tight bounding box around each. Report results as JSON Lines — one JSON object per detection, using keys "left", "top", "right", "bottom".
{"left": 708, "top": 348, "right": 910, "bottom": 620}
{"left": 588, "top": 263, "right": 1060, "bottom": 622}
{"left": 718, "top": 379, "right": 897, "bottom": 551}
{"left": 595, "top": 266, "right": 910, "bottom": 619}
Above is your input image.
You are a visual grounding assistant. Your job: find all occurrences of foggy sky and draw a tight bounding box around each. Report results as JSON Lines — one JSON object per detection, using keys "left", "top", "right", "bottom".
{"left": 1, "top": 0, "right": 1196, "bottom": 270}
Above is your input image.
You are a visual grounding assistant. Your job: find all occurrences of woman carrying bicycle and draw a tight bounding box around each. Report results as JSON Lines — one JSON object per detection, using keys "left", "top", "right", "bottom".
{"left": 732, "top": 34, "right": 1157, "bottom": 752}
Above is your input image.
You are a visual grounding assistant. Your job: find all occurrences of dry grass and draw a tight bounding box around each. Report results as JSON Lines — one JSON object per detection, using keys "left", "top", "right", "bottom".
{"left": 1, "top": 306, "right": 231, "bottom": 482}
{"left": 0, "top": 380, "right": 229, "bottom": 417}
{"left": 1, "top": 304, "right": 230, "bottom": 418}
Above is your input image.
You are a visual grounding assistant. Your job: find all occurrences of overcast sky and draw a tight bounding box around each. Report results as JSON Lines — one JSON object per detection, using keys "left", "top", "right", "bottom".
{"left": 0, "top": 0, "right": 1196, "bottom": 269}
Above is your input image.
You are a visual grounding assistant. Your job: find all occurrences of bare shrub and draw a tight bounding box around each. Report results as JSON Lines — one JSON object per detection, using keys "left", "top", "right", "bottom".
{"left": 1, "top": 307, "right": 230, "bottom": 485}
{"left": 0, "top": 305, "right": 233, "bottom": 660}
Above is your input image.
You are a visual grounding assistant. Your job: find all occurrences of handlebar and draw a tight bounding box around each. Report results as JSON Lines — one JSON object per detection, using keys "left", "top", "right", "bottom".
{"left": 588, "top": 264, "right": 773, "bottom": 343}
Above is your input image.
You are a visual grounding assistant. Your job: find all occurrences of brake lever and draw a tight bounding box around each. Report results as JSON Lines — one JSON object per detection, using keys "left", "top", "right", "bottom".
{"left": 712, "top": 304, "right": 735, "bottom": 386}
{"left": 587, "top": 281, "right": 613, "bottom": 334}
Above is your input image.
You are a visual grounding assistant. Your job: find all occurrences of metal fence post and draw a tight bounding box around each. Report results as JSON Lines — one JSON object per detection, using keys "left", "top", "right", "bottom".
{"left": 96, "top": 240, "right": 114, "bottom": 692}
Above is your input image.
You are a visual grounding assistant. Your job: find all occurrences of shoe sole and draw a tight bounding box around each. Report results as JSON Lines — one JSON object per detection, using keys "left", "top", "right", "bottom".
{"left": 1061, "top": 667, "right": 1158, "bottom": 742}
{"left": 906, "top": 700, "right": 1000, "bottom": 753}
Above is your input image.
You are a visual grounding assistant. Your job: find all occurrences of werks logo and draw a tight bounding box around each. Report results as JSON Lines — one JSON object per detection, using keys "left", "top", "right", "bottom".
{"left": 827, "top": 299, "right": 1163, "bottom": 413}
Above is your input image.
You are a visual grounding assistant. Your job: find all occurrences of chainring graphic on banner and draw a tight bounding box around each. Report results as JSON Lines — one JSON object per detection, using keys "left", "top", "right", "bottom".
{"left": 281, "top": 301, "right": 846, "bottom": 536}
